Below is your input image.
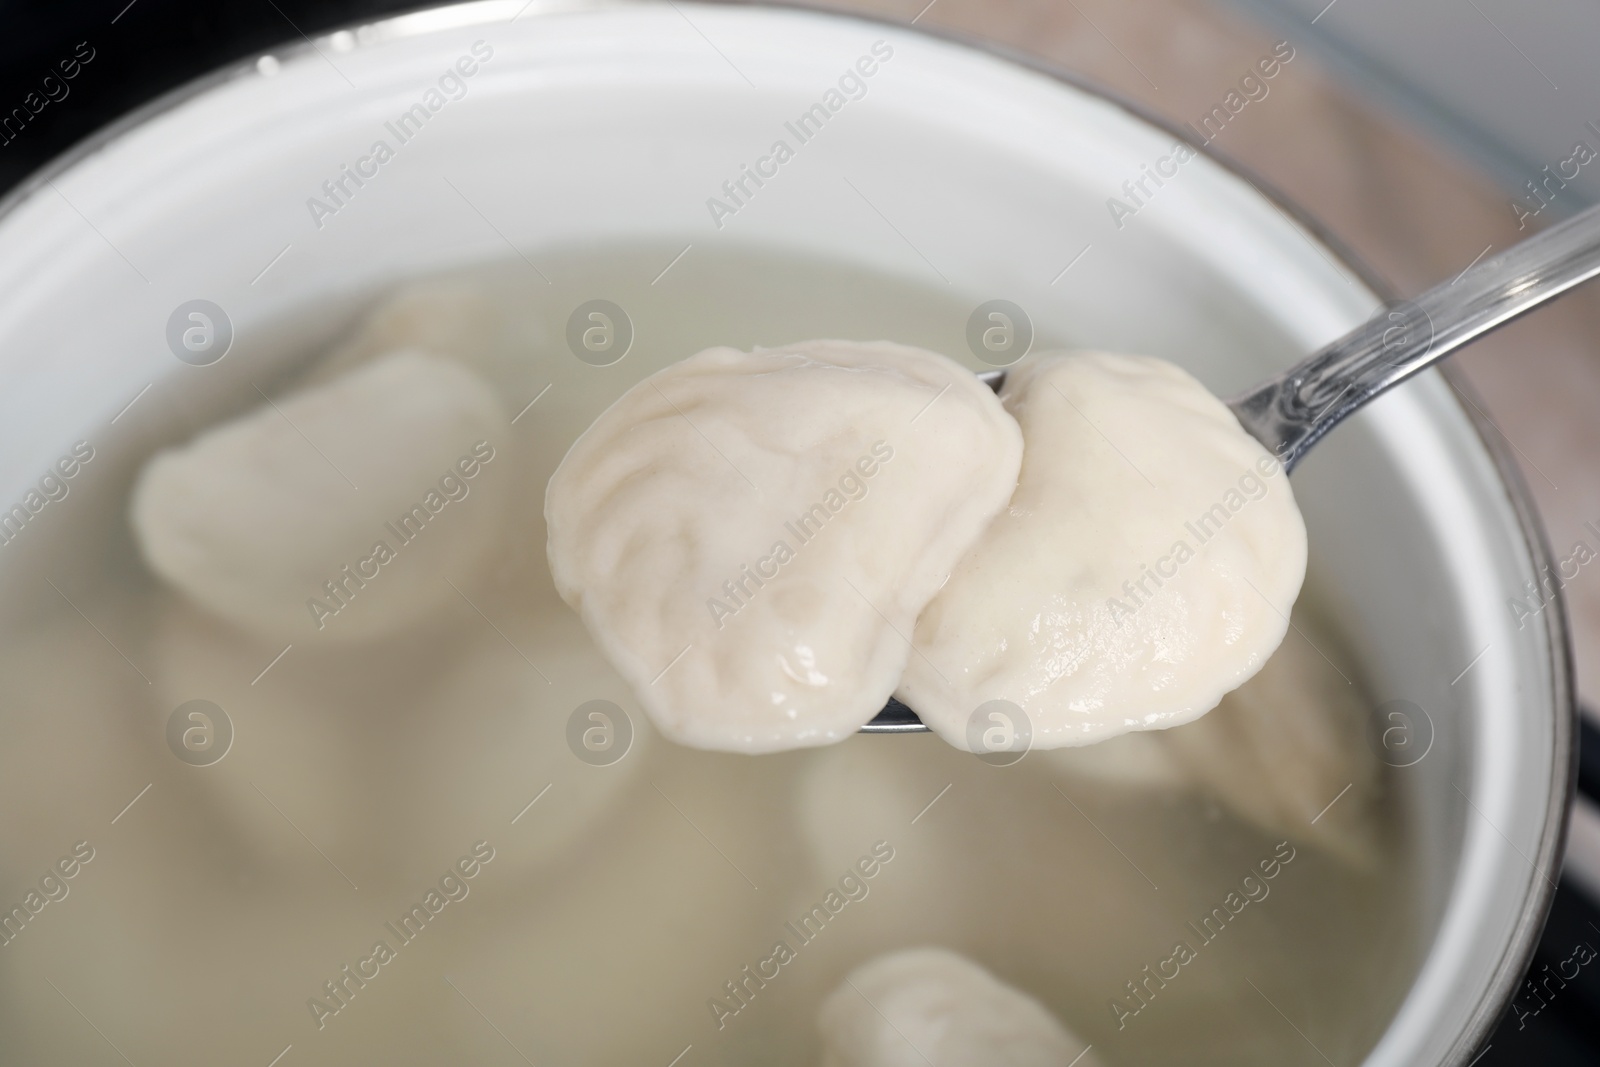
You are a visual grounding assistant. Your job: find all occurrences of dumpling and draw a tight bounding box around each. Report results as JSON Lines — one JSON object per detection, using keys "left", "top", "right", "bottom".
{"left": 898, "top": 352, "right": 1307, "bottom": 749}
{"left": 146, "top": 595, "right": 448, "bottom": 885}
{"left": 444, "top": 747, "right": 783, "bottom": 1067}
{"left": 817, "top": 947, "right": 1100, "bottom": 1067}
{"left": 298, "top": 276, "right": 546, "bottom": 410}
{"left": 147, "top": 578, "right": 649, "bottom": 888}
{"left": 545, "top": 340, "right": 1022, "bottom": 753}
{"left": 1159, "top": 607, "right": 1382, "bottom": 867}
{"left": 132, "top": 351, "right": 513, "bottom": 643}
{"left": 386, "top": 581, "right": 655, "bottom": 886}
{"left": 1037, "top": 728, "right": 1195, "bottom": 790}
{"left": 1044, "top": 603, "right": 1382, "bottom": 867}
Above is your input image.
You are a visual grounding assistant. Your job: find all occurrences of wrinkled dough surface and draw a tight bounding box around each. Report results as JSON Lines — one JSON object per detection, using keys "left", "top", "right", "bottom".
{"left": 899, "top": 352, "right": 1307, "bottom": 749}
{"left": 546, "top": 340, "right": 1022, "bottom": 753}
{"left": 132, "top": 351, "right": 511, "bottom": 643}
{"left": 817, "top": 948, "right": 1100, "bottom": 1067}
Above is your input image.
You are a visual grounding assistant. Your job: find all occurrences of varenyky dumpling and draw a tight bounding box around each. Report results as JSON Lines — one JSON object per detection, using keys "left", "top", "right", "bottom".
{"left": 545, "top": 340, "right": 1022, "bottom": 753}
{"left": 132, "top": 351, "right": 513, "bottom": 643}
{"left": 898, "top": 352, "right": 1307, "bottom": 750}
{"left": 1044, "top": 602, "right": 1382, "bottom": 867}
{"left": 817, "top": 947, "right": 1101, "bottom": 1067}
{"left": 296, "top": 276, "right": 547, "bottom": 412}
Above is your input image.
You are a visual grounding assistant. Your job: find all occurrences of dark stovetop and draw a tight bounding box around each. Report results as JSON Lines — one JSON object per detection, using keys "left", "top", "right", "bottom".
{"left": 1479, "top": 716, "right": 1600, "bottom": 1065}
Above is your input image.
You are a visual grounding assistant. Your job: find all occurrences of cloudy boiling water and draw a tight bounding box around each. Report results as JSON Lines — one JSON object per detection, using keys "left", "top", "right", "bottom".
{"left": 0, "top": 243, "right": 1416, "bottom": 1065}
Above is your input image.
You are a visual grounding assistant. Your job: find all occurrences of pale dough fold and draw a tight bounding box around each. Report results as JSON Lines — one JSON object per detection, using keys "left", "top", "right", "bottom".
{"left": 545, "top": 340, "right": 1022, "bottom": 753}
{"left": 817, "top": 948, "right": 1100, "bottom": 1067}
{"left": 898, "top": 351, "right": 1307, "bottom": 749}
{"left": 132, "top": 351, "right": 511, "bottom": 643}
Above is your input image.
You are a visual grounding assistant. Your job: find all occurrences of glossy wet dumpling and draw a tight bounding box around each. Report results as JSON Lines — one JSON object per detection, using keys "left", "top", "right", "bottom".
{"left": 545, "top": 340, "right": 1023, "bottom": 753}
{"left": 898, "top": 351, "right": 1307, "bottom": 750}
{"left": 817, "top": 948, "right": 1100, "bottom": 1067}
{"left": 132, "top": 351, "right": 512, "bottom": 643}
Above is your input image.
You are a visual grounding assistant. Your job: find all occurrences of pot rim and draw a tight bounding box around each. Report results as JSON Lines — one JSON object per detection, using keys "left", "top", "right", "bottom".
{"left": 0, "top": 2, "right": 1575, "bottom": 1062}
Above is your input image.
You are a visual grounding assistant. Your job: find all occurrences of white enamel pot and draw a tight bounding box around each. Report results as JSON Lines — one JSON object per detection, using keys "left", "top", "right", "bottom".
{"left": 0, "top": 2, "right": 1572, "bottom": 1065}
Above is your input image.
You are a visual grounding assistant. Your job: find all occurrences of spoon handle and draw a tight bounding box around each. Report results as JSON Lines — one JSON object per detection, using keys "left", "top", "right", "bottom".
{"left": 1229, "top": 200, "right": 1600, "bottom": 471}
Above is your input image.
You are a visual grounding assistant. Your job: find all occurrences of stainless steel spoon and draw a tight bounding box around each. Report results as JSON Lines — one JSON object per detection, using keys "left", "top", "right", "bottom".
{"left": 863, "top": 199, "right": 1600, "bottom": 733}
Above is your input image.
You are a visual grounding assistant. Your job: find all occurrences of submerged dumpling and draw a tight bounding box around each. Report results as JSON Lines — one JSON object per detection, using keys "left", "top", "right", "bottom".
{"left": 545, "top": 340, "right": 1022, "bottom": 753}
{"left": 148, "top": 594, "right": 438, "bottom": 884}
{"left": 899, "top": 352, "right": 1307, "bottom": 749}
{"left": 1043, "top": 601, "right": 1380, "bottom": 866}
{"left": 132, "top": 351, "right": 512, "bottom": 643}
{"left": 1160, "top": 607, "right": 1381, "bottom": 867}
{"left": 817, "top": 948, "right": 1100, "bottom": 1067}
{"left": 297, "top": 277, "right": 545, "bottom": 412}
